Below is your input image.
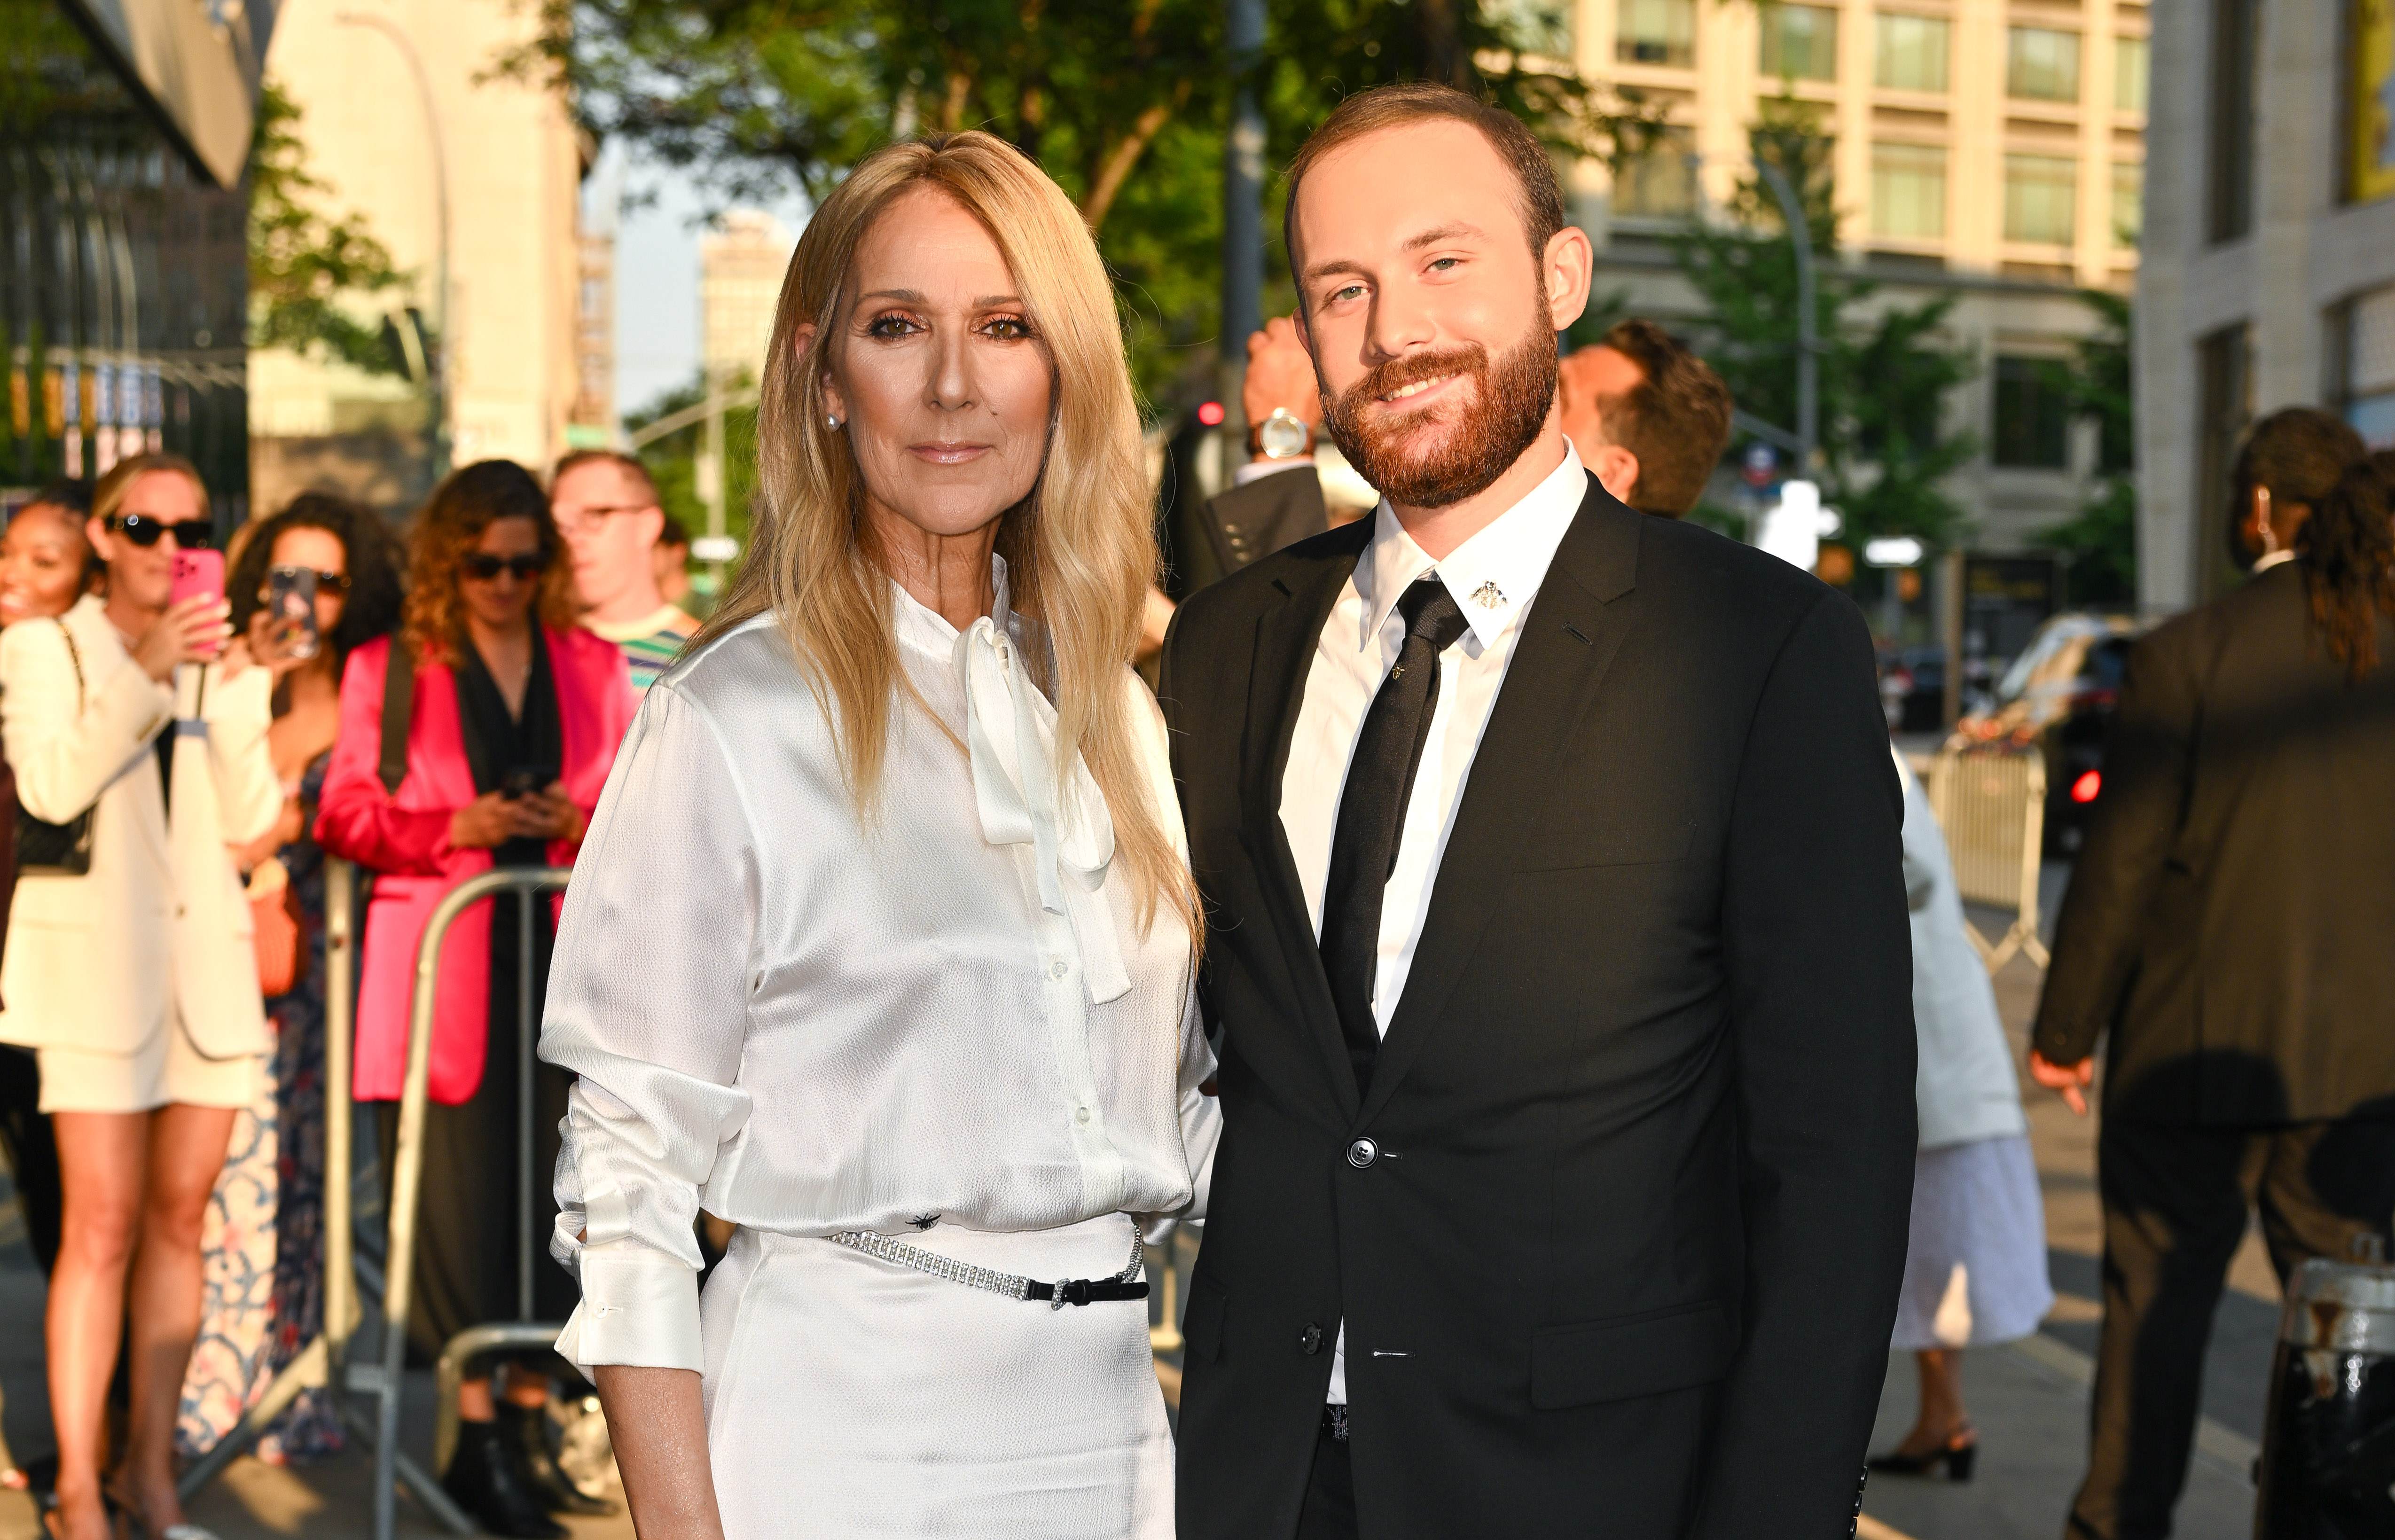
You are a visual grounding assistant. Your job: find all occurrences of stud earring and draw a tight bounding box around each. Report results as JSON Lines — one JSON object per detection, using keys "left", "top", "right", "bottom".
{"left": 826, "top": 414, "right": 841, "bottom": 430}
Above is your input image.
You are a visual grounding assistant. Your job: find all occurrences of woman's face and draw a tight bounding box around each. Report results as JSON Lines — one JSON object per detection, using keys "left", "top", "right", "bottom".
{"left": 810, "top": 186, "right": 1055, "bottom": 549}
{"left": 458, "top": 516, "right": 547, "bottom": 633}
{"left": 0, "top": 503, "right": 91, "bottom": 625}
{"left": 267, "top": 524, "right": 350, "bottom": 637}
{"left": 88, "top": 469, "right": 204, "bottom": 611}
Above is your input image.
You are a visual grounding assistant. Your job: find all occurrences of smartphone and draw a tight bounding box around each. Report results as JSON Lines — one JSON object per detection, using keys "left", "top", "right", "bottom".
{"left": 169, "top": 548, "right": 226, "bottom": 657}
{"left": 265, "top": 565, "right": 321, "bottom": 662}
{"left": 499, "top": 766, "right": 549, "bottom": 800}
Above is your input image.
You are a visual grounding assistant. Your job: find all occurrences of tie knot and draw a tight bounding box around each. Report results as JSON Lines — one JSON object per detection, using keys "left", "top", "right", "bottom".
{"left": 1396, "top": 576, "right": 1470, "bottom": 653}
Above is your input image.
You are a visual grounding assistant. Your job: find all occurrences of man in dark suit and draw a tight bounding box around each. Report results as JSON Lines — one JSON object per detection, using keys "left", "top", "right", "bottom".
{"left": 1159, "top": 82, "right": 1918, "bottom": 1540}
{"left": 2029, "top": 407, "right": 2395, "bottom": 1540}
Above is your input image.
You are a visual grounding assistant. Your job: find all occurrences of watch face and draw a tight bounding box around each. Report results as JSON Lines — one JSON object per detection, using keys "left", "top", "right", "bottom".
{"left": 1259, "top": 411, "right": 1310, "bottom": 459}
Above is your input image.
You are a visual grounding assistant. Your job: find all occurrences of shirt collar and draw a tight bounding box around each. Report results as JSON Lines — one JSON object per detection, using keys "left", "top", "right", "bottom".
{"left": 2251, "top": 549, "right": 2296, "bottom": 573}
{"left": 1354, "top": 445, "right": 1588, "bottom": 655}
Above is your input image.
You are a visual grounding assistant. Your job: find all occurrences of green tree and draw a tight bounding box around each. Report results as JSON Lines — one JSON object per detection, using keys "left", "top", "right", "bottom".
{"left": 624, "top": 370, "right": 760, "bottom": 597}
{"left": 2036, "top": 291, "right": 2136, "bottom": 603}
{"left": 1673, "top": 97, "right": 1976, "bottom": 545}
{"left": 247, "top": 83, "right": 418, "bottom": 378}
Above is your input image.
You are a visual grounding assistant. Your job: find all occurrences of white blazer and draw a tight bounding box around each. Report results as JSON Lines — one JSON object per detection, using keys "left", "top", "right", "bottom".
{"left": 0, "top": 594, "right": 281, "bottom": 1059}
{"left": 1894, "top": 746, "right": 2030, "bottom": 1149}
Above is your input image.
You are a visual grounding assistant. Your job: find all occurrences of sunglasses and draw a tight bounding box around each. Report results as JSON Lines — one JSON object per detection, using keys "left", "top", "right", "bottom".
{"left": 260, "top": 566, "right": 352, "bottom": 597}
{"left": 108, "top": 513, "right": 213, "bottom": 549}
{"left": 462, "top": 552, "right": 549, "bottom": 582}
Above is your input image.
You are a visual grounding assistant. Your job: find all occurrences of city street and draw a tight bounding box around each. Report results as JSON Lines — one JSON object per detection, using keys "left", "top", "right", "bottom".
{"left": 0, "top": 868, "right": 2289, "bottom": 1540}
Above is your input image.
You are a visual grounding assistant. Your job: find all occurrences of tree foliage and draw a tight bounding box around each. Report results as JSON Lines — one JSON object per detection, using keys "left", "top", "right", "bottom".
{"left": 2036, "top": 290, "right": 2137, "bottom": 603}
{"left": 1674, "top": 97, "right": 1976, "bottom": 546}
{"left": 247, "top": 83, "right": 416, "bottom": 377}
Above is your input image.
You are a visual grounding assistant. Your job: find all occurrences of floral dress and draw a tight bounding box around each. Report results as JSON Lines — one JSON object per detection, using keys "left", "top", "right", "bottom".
{"left": 177, "top": 752, "right": 343, "bottom": 1461}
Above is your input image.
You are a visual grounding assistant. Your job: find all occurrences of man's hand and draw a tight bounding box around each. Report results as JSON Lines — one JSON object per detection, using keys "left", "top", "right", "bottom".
{"left": 1243, "top": 316, "right": 1322, "bottom": 453}
{"left": 2027, "top": 1049, "right": 2094, "bottom": 1117}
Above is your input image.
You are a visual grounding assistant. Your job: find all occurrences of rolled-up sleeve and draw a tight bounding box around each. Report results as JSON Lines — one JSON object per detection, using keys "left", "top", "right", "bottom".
{"left": 540, "top": 680, "right": 759, "bottom": 1371}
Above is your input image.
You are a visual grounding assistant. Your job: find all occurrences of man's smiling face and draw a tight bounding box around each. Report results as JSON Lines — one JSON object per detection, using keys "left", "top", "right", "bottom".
{"left": 1290, "top": 118, "right": 1562, "bottom": 510}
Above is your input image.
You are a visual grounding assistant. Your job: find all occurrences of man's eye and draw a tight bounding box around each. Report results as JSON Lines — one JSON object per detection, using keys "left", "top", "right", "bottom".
{"left": 1428, "top": 258, "right": 1460, "bottom": 272}
{"left": 1330, "top": 284, "right": 1365, "bottom": 303}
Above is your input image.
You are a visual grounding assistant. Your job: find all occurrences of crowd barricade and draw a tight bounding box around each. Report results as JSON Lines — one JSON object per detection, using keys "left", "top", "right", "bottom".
{"left": 1925, "top": 743, "right": 2051, "bottom": 975}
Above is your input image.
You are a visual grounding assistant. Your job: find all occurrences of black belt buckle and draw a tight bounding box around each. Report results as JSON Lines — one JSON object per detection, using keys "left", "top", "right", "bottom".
{"left": 1031, "top": 1276, "right": 1152, "bottom": 1308}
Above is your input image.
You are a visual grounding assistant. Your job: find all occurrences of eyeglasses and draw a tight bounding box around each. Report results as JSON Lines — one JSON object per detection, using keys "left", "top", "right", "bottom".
{"left": 553, "top": 503, "right": 655, "bottom": 535}
{"left": 261, "top": 566, "right": 352, "bottom": 596}
{"left": 108, "top": 513, "right": 213, "bottom": 549}
{"left": 462, "top": 552, "right": 549, "bottom": 582}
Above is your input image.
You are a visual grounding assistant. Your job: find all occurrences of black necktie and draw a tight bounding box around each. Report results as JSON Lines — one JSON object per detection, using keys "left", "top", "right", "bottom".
{"left": 1319, "top": 576, "right": 1471, "bottom": 1094}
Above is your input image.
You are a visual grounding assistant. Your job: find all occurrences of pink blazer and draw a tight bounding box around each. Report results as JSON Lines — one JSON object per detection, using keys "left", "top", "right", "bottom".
{"left": 319, "top": 629, "right": 635, "bottom": 1104}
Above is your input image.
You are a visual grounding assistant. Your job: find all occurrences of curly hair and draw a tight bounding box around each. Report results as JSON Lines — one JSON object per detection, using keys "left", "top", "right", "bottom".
{"left": 229, "top": 492, "right": 408, "bottom": 667}
{"left": 401, "top": 461, "right": 580, "bottom": 666}
{"left": 2234, "top": 409, "right": 2395, "bottom": 683}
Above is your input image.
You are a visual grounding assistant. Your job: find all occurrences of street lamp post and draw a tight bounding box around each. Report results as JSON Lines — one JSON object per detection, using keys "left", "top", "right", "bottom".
{"left": 336, "top": 12, "right": 450, "bottom": 484}
{"left": 1751, "top": 158, "right": 1817, "bottom": 474}
{"left": 1220, "top": 0, "right": 1266, "bottom": 444}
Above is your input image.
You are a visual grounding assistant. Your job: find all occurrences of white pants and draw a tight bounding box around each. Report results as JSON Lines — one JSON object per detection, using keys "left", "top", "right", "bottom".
{"left": 699, "top": 1213, "right": 1172, "bottom": 1538}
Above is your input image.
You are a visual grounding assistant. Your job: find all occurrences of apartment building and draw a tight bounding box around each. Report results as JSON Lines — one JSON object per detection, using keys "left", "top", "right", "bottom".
{"left": 699, "top": 210, "right": 798, "bottom": 390}
{"left": 1564, "top": 0, "right": 2149, "bottom": 553}
{"left": 2133, "top": 0, "right": 2395, "bottom": 610}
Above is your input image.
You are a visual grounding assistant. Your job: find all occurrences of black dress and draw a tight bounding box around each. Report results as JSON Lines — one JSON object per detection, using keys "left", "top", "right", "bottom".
{"left": 377, "top": 629, "right": 580, "bottom": 1364}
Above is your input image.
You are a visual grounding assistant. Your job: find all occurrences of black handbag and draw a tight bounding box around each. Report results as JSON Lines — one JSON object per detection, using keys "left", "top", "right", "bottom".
{"left": 15, "top": 619, "right": 94, "bottom": 877}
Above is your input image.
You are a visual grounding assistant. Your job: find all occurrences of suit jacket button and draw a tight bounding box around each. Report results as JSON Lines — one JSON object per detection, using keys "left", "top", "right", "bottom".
{"left": 1299, "top": 1322, "right": 1324, "bottom": 1355}
{"left": 1346, "top": 1138, "right": 1377, "bottom": 1168}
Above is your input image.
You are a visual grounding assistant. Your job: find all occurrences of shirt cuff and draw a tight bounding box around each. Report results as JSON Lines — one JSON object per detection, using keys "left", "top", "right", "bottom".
{"left": 563, "top": 1245, "right": 703, "bottom": 1371}
{"left": 1232, "top": 456, "right": 1313, "bottom": 487}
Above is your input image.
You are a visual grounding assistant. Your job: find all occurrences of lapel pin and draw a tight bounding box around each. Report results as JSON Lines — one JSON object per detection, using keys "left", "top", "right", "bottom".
{"left": 1469, "top": 581, "right": 1505, "bottom": 609}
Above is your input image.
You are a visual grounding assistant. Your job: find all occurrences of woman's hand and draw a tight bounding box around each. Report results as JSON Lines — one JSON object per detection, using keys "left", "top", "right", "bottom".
{"left": 232, "top": 797, "right": 306, "bottom": 870}
{"left": 447, "top": 791, "right": 520, "bottom": 850}
{"left": 132, "top": 596, "right": 231, "bottom": 683}
{"left": 220, "top": 610, "right": 314, "bottom": 684}
{"left": 512, "top": 782, "right": 586, "bottom": 844}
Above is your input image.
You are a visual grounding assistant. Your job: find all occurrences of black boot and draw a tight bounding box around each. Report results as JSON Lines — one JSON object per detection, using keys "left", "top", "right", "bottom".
{"left": 501, "top": 1401, "right": 619, "bottom": 1517}
{"left": 443, "top": 1419, "right": 568, "bottom": 1539}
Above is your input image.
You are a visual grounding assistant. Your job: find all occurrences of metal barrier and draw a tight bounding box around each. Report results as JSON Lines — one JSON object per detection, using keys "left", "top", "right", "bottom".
{"left": 371, "top": 865, "right": 575, "bottom": 1540}
{"left": 1926, "top": 744, "right": 2051, "bottom": 974}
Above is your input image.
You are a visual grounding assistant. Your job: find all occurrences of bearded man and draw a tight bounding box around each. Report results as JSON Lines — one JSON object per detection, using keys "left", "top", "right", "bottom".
{"left": 1159, "top": 83, "right": 1917, "bottom": 1540}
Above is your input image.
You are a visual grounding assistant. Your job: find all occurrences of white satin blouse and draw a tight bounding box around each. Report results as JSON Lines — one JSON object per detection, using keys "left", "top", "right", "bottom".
{"left": 541, "top": 561, "right": 1217, "bottom": 1370}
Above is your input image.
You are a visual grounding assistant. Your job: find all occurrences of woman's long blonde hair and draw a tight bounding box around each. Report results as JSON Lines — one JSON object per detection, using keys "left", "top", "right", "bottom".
{"left": 694, "top": 132, "right": 1193, "bottom": 939}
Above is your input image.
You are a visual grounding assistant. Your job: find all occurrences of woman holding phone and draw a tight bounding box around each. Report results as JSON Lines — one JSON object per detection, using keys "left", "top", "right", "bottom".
{"left": 175, "top": 494, "right": 407, "bottom": 1457}
{"left": 0, "top": 453, "right": 291, "bottom": 1540}
{"left": 316, "top": 461, "right": 632, "bottom": 1538}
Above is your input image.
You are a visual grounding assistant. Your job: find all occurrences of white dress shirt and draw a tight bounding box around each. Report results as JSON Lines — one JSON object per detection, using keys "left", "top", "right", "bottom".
{"left": 543, "top": 559, "right": 1218, "bottom": 1371}
{"left": 1277, "top": 446, "right": 1588, "bottom": 1400}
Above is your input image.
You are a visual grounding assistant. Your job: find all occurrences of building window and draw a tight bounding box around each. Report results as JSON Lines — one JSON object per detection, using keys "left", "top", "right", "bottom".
{"left": 2210, "top": 0, "right": 2258, "bottom": 239}
{"left": 2007, "top": 27, "right": 2082, "bottom": 102}
{"left": 1871, "top": 143, "right": 1947, "bottom": 237}
{"left": 2004, "top": 154, "right": 2078, "bottom": 242}
{"left": 1761, "top": 5, "right": 1838, "bottom": 80}
{"left": 1875, "top": 13, "right": 1951, "bottom": 91}
{"left": 2113, "top": 35, "right": 2151, "bottom": 113}
{"left": 1614, "top": 125, "right": 1698, "bottom": 218}
{"left": 1993, "top": 356, "right": 2071, "bottom": 468}
{"left": 2351, "top": 0, "right": 2395, "bottom": 203}
{"left": 2112, "top": 162, "right": 2143, "bottom": 247}
{"left": 1617, "top": 0, "right": 1696, "bottom": 66}
{"left": 2342, "top": 287, "right": 2395, "bottom": 448}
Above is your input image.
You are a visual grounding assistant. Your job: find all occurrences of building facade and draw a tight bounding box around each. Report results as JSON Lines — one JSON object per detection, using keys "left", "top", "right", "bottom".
{"left": 246, "top": 0, "right": 586, "bottom": 516}
{"left": 699, "top": 209, "right": 795, "bottom": 389}
{"left": 1563, "top": 0, "right": 2148, "bottom": 560}
{"left": 2133, "top": 0, "right": 2395, "bottom": 610}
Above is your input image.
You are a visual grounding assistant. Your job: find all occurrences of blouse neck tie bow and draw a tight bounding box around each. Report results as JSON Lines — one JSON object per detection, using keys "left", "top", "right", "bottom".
{"left": 955, "top": 616, "right": 1132, "bottom": 1004}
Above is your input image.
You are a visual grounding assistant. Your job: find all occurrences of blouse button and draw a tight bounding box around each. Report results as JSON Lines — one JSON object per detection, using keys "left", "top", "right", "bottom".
{"left": 1075, "top": 1106, "right": 1091, "bottom": 1125}
{"left": 1050, "top": 958, "right": 1069, "bottom": 979}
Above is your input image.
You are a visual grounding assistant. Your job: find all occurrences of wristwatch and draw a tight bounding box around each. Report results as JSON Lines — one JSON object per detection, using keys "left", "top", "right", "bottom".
{"left": 1249, "top": 407, "right": 1314, "bottom": 461}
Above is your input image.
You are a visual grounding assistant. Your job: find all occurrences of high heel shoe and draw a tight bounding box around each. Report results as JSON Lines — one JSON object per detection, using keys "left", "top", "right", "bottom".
{"left": 1868, "top": 1432, "right": 1978, "bottom": 1482}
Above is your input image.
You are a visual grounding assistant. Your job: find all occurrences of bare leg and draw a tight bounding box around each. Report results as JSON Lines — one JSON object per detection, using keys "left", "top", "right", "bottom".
{"left": 458, "top": 1377, "right": 497, "bottom": 1422}
{"left": 1895, "top": 1348, "right": 1975, "bottom": 1456}
{"left": 118, "top": 1102, "right": 237, "bottom": 1536}
{"left": 47, "top": 1114, "right": 149, "bottom": 1540}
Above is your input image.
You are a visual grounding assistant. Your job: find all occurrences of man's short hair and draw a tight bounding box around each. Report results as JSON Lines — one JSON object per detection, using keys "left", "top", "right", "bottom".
{"left": 1283, "top": 83, "right": 1567, "bottom": 276}
{"left": 657, "top": 511, "right": 692, "bottom": 549}
{"left": 552, "top": 449, "right": 661, "bottom": 508}
{"left": 1589, "top": 320, "right": 1733, "bottom": 517}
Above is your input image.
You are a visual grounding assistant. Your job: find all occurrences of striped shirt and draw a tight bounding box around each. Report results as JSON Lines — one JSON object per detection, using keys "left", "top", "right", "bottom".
{"left": 591, "top": 604, "right": 700, "bottom": 693}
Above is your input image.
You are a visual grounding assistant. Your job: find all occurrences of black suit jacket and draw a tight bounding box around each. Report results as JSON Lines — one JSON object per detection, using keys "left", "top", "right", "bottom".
{"left": 1200, "top": 463, "right": 1331, "bottom": 577}
{"left": 2032, "top": 563, "right": 2395, "bottom": 1126}
{"left": 1158, "top": 476, "right": 1917, "bottom": 1540}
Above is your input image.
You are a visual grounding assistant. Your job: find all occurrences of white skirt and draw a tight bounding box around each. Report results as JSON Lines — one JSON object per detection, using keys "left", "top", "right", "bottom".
{"left": 1889, "top": 1133, "right": 2055, "bottom": 1352}
{"left": 699, "top": 1213, "right": 1172, "bottom": 1538}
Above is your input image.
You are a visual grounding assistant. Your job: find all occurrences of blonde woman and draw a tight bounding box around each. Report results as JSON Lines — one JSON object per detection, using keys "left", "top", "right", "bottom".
{"left": 538, "top": 133, "right": 1216, "bottom": 1538}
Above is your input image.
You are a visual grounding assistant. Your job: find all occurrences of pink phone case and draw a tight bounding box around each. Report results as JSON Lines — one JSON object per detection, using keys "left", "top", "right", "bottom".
{"left": 170, "top": 549, "right": 226, "bottom": 657}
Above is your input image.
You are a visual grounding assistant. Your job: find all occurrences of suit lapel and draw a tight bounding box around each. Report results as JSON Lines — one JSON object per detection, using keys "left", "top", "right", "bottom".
{"left": 1356, "top": 483, "right": 1644, "bottom": 1128}
{"left": 1241, "top": 521, "right": 1371, "bottom": 1118}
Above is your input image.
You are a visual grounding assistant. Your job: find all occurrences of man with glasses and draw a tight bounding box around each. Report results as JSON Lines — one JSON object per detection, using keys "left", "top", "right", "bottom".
{"left": 549, "top": 451, "right": 696, "bottom": 695}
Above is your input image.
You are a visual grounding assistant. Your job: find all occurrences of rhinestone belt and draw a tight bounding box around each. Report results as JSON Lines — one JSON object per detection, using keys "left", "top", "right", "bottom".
{"left": 827, "top": 1222, "right": 1148, "bottom": 1309}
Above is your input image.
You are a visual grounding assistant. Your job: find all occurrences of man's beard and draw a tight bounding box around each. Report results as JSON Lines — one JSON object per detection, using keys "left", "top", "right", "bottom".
{"left": 1320, "top": 319, "right": 1558, "bottom": 510}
